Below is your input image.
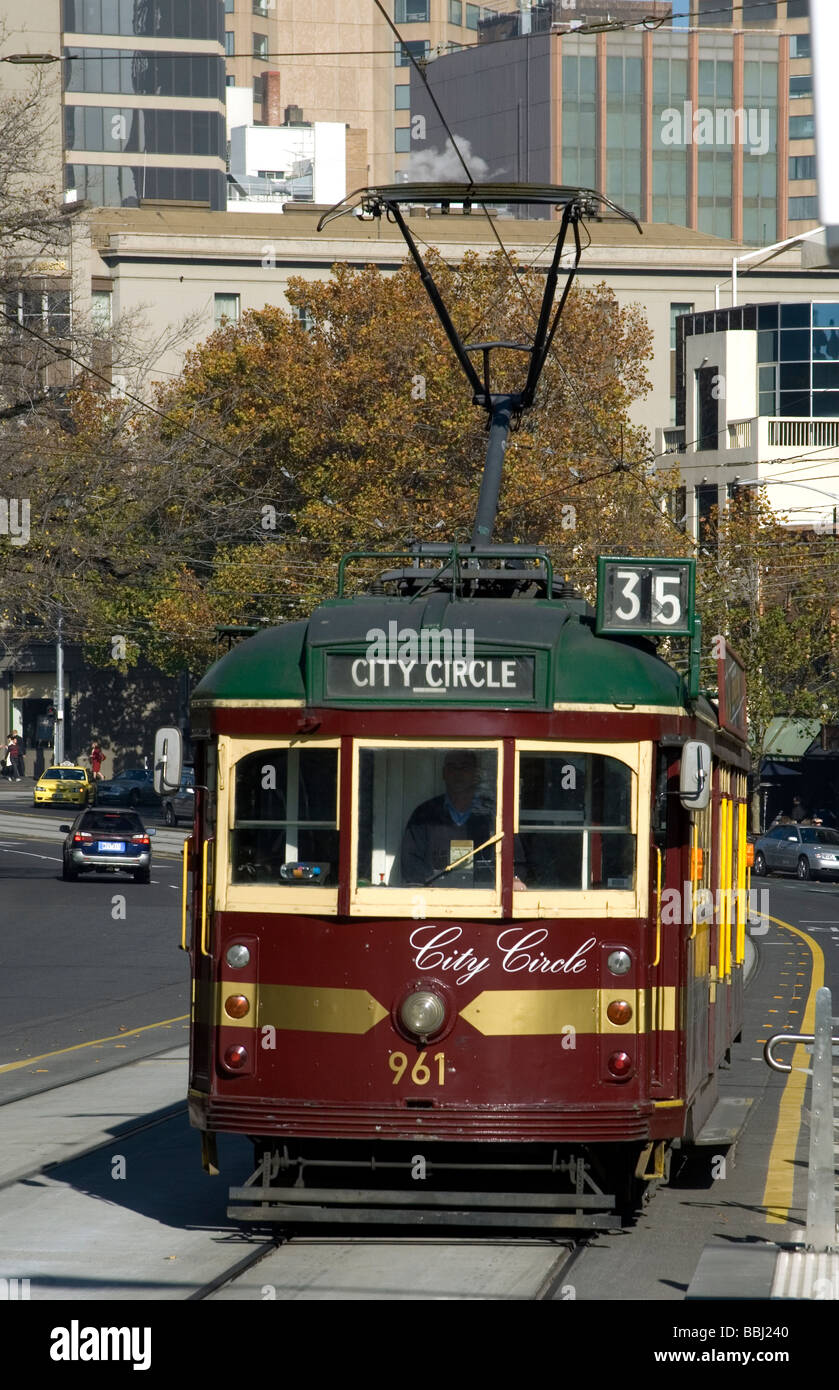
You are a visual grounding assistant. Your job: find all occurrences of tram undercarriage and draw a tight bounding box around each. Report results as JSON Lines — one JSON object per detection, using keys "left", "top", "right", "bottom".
{"left": 223, "top": 1138, "right": 680, "bottom": 1230}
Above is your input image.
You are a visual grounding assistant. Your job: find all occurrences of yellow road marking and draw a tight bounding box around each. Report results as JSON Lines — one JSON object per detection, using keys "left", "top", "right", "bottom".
{"left": 0, "top": 1015, "right": 189, "bottom": 1073}
{"left": 759, "top": 914, "right": 824, "bottom": 1226}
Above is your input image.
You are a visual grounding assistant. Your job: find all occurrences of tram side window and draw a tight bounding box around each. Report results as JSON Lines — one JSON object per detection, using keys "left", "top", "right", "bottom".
{"left": 357, "top": 746, "right": 499, "bottom": 888}
{"left": 231, "top": 748, "right": 338, "bottom": 885}
{"left": 517, "top": 752, "right": 636, "bottom": 891}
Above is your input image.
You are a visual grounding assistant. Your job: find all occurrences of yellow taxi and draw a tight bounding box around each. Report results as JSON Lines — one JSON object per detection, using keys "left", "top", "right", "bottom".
{"left": 33, "top": 763, "right": 96, "bottom": 807}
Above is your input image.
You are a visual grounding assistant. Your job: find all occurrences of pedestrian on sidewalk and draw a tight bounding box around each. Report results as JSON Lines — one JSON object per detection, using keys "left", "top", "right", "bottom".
{"left": 6, "top": 732, "right": 24, "bottom": 781}
{"left": 90, "top": 741, "right": 105, "bottom": 781}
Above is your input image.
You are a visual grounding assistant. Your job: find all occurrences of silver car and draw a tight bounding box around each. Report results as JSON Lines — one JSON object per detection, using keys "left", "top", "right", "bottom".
{"left": 753, "top": 824, "right": 839, "bottom": 882}
{"left": 162, "top": 767, "right": 195, "bottom": 827}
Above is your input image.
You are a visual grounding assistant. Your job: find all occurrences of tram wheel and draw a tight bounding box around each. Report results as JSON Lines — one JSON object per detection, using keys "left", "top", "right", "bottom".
{"left": 753, "top": 850, "right": 767, "bottom": 876}
{"left": 797, "top": 855, "right": 811, "bottom": 881}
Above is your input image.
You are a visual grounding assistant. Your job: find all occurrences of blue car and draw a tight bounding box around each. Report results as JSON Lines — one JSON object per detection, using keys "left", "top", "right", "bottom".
{"left": 94, "top": 768, "right": 162, "bottom": 809}
{"left": 60, "top": 808, "right": 156, "bottom": 882}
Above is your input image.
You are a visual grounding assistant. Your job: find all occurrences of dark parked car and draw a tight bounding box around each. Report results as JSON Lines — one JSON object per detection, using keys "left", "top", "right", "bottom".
{"left": 162, "top": 767, "right": 195, "bottom": 826}
{"left": 94, "top": 768, "right": 162, "bottom": 809}
{"left": 59, "top": 808, "right": 156, "bottom": 882}
{"left": 753, "top": 824, "right": 839, "bottom": 882}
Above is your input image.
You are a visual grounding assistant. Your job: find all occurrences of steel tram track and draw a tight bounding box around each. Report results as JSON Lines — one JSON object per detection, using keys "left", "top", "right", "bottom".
{"left": 187, "top": 1232, "right": 589, "bottom": 1302}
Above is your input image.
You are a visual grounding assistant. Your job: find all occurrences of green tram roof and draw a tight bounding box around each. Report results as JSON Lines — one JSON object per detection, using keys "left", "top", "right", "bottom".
{"left": 192, "top": 595, "right": 703, "bottom": 714}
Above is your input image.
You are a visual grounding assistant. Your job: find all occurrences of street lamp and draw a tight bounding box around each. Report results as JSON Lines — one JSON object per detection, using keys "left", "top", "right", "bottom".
{"left": 0, "top": 53, "right": 60, "bottom": 64}
{"left": 714, "top": 226, "right": 827, "bottom": 308}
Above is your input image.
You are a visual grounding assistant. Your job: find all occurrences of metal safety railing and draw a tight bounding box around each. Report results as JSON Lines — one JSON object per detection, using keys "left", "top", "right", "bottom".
{"left": 764, "top": 987, "right": 838, "bottom": 1251}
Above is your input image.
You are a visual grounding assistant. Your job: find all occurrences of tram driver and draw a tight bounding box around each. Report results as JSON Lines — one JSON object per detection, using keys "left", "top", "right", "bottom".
{"left": 400, "top": 749, "right": 527, "bottom": 888}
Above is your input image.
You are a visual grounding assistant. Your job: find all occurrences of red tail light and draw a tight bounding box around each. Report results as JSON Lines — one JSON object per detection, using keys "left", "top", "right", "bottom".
{"left": 73, "top": 833, "right": 93, "bottom": 843}
{"left": 131, "top": 834, "right": 150, "bottom": 845}
{"left": 224, "top": 1045, "right": 249, "bottom": 1070}
{"left": 608, "top": 1051, "right": 633, "bottom": 1078}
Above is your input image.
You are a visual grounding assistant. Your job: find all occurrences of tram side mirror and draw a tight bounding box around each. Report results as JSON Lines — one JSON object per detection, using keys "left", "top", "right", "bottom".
{"left": 154, "top": 727, "right": 183, "bottom": 796}
{"left": 680, "top": 740, "right": 711, "bottom": 811}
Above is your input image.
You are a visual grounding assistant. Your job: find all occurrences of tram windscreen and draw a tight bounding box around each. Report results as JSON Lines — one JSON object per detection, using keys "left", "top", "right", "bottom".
{"left": 517, "top": 752, "right": 635, "bottom": 891}
{"left": 357, "top": 746, "right": 499, "bottom": 888}
{"left": 231, "top": 747, "right": 338, "bottom": 885}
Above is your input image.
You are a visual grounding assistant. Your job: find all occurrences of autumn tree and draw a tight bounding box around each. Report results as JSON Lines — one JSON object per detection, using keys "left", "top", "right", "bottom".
{"left": 696, "top": 489, "right": 839, "bottom": 771}
{"left": 126, "top": 248, "right": 684, "bottom": 671}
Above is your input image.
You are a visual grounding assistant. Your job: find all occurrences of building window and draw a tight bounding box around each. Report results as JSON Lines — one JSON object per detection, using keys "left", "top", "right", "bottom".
{"left": 394, "top": 83, "right": 410, "bottom": 110}
{"left": 789, "top": 115, "right": 815, "bottom": 140}
{"left": 253, "top": 0, "right": 269, "bottom": 12}
{"left": 790, "top": 33, "right": 811, "bottom": 59}
{"left": 224, "top": 31, "right": 234, "bottom": 55}
{"left": 788, "top": 195, "right": 819, "bottom": 220}
{"left": 253, "top": 33, "right": 268, "bottom": 59}
{"left": 64, "top": 48, "right": 226, "bottom": 101}
{"left": 215, "top": 293, "right": 240, "bottom": 327}
{"left": 90, "top": 290, "right": 112, "bottom": 333}
{"left": 63, "top": 0, "right": 224, "bottom": 39}
{"left": 449, "top": 0, "right": 462, "bottom": 21}
{"left": 789, "top": 154, "right": 816, "bottom": 181}
{"left": 395, "top": 126, "right": 411, "bottom": 153}
{"left": 786, "top": 0, "right": 809, "bottom": 16}
{"left": 789, "top": 73, "right": 813, "bottom": 99}
{"left": 225, "top": 74, "right": 235, "bottom": 86}
{"left": 758, "top": 364, "right": 777, "bottom": 415}
{"left": 670, "top": 302, "right": 694, "bottom": 352}
{"left": 66, "top": 162, "right": 225, "bottom": 209}
{"left": 742, "top": 0, "right": 777, "bottom": 20}
{"left": 695, "top": 484, "right": 718, "bottom": 550}
{"left": 224, "top": 0, "right": 234, "bottom": 10}
{"left": 5, "top": 289, "right": 71, "bottom": 338}
{"left": 295, "top": 305, "right": 314, "bottom": 333}
{"left": 64, "top": 105, "right": 225, "bottom": 158}
{"left": 465, "top": 3, "right": 480, "bottom": 28}
{"left": 253, "top": 74, "right": 263, "bottom": 104}
{"left": 395, "top": 0, "right": 429, "bottom": 20}
{"left": 394, "top": 39, "right": 429, "bottom": 65}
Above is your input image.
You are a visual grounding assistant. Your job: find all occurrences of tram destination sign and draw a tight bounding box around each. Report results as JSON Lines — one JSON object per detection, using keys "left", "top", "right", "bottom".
{"left": 325, "top": 652, "right": 536, "bottom": 701}
{"left": 595, "top": 556, "right": 695, "bottom": 638}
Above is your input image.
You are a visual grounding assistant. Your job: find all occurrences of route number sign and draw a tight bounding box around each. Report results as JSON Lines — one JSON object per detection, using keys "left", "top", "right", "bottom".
{"left": 595, "top": 557, "right": 695, "bottom": 637}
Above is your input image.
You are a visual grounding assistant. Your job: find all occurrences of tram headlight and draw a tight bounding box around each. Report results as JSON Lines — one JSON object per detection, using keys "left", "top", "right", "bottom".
{"left": 398, "top": 990, "right": 447, "bottom": 1042}
{"left": 607, "top": 949, "right": 632, "bottom": 976}
{"left": 226, "top": 944, "right": 250, "bottom": 969}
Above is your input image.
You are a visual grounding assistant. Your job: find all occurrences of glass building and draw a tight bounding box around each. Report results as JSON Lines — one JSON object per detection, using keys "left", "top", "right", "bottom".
{"left": 676, "top": 302, "right": 839, "bottom": 424}
{"left": 61, "top": 0, "right": 227, "bottom": 210}
{"left": 561, "top": 26, "right": 780, "bottom": 241}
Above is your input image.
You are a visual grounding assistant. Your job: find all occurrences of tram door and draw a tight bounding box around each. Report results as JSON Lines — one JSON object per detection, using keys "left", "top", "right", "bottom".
{"left": 187, "top": 740, "right": 217, "bottom": 1091}
{"left": 685, "top": 790, "right": 714, "bottom": 1097}
{"left": 708, "top": 765, "right": 744, "bottom": 1073}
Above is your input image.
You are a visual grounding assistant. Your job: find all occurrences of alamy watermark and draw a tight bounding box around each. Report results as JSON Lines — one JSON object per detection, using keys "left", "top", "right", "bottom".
{"left": 661, "top": 103, "right": 770, "bottom": 156}
{"left": 0, "top": 498, "right": 29, "bottom": 546}
{"left": 365, "top": 621, "right": 476, "bottom": 665}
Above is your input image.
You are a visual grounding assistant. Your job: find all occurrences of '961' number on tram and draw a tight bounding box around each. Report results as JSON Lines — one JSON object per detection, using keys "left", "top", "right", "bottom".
{"left": 389, "top": 1051, "right": 445, "bottom": 1085}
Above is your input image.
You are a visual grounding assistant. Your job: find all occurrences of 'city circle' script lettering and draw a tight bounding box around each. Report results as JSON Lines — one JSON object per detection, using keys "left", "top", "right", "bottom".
{"left": 408, "top": 925, "right": 595, "bottom": 986}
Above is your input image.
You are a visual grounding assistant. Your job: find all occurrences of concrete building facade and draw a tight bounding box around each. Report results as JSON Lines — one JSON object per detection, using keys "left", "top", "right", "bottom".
{"left": 68, "top": 201, "right": 839, "bottom": 443}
